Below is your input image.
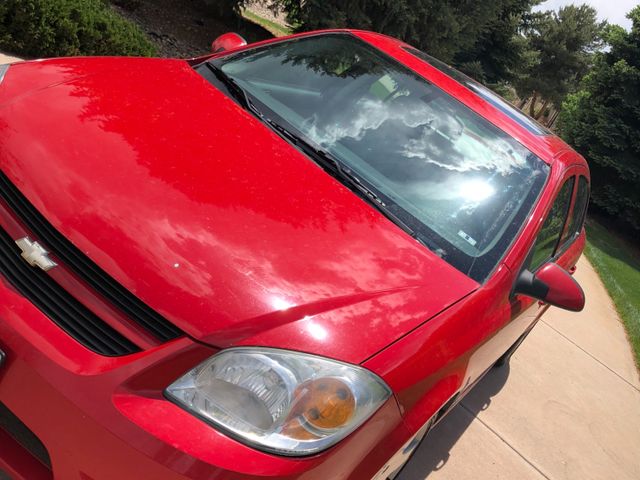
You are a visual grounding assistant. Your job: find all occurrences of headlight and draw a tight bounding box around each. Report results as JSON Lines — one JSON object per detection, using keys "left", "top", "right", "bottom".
{"left": 165, "top": 347, "right": 391, "bottom": 455}
{"left": 0, "top": 65, "right": 9, "bottom": 85}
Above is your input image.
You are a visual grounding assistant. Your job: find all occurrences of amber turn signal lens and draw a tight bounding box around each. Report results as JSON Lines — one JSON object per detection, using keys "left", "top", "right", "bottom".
{"left": 282, "top": 378, "right": 356, "bottom": 439}
{"left": 280, "top": 417, "right": 319, "bottom": 440}
{"left": 299, "top": 378, "right": 356, "bottom": 430}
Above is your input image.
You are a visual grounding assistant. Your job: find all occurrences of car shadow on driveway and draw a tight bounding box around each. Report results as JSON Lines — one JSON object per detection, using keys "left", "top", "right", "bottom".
{"left": 397, "top": 363, "right": 511, "bottom": 479}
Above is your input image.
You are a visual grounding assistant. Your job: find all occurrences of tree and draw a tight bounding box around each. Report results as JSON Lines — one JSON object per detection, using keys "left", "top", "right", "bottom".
{"left": 514, "top": 4, "right": 605, "bottom": 118}
{"left": 559, "top": 6, "right": 640, "bottom": 232}
{"left": 271, "top": 0, "right": 538, "bottom": 83}
{"left": 454, "top": 0, "right": 540, "bottom": 84}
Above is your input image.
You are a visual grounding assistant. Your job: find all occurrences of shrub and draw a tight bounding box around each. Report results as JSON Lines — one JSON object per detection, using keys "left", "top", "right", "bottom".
{"left": 559, "top": 7, "right": 640, "bottom": 232}
{"left": 0, "top": 0, "right": 156, "bottom": 58}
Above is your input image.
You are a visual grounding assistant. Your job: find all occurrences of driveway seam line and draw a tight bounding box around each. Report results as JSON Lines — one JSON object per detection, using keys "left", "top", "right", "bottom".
{"left": 541, "top": 319, "right": 640, "bottom": 393}
{"left": 459, "top": 403, "right": 552, "bottom": 480}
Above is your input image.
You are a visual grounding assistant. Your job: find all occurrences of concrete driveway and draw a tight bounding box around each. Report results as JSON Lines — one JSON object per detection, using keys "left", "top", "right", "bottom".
{"left": 0, "top": 54, "right": 21, "bottom": 65}
{"left": 399, "top": 257, "right": 640, "bottom": 480}
{"left": 2, "top": 52, "right": 638, "bottom": 480}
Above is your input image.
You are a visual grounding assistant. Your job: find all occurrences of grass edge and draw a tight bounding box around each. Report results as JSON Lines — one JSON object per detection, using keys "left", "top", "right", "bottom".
{"left": 584, "top": 219, "right": 640, "bottom": 371}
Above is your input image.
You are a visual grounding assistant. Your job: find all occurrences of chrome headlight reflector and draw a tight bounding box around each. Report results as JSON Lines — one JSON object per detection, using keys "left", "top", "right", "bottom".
{"left": 165, "top": 348, "right": 391, "bottom": 455}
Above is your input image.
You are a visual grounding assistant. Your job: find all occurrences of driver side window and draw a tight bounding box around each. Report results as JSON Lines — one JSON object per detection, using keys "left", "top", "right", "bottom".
{"left": 529, "top": 177, "right": 575, "bottom": 271}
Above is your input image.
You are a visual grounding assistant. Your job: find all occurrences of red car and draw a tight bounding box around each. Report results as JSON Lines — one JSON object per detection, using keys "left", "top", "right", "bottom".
{"left": 0, "top": 30, "right": 588, "bottom": 480}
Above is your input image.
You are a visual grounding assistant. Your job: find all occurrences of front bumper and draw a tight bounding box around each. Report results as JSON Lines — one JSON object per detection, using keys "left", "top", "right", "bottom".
{"left": 0, "top": 278, "right": 409, "bottom": 480}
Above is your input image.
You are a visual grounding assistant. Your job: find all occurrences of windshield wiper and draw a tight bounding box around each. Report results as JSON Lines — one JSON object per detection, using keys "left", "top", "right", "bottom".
{"left": 204, "top": 62, "right": 262, "bottom": 117}
{"left": 265, "top": 120, "right": 438, "bottom": 249}
{"left": 202, "top": 62, "right": 441, "bottom": 254}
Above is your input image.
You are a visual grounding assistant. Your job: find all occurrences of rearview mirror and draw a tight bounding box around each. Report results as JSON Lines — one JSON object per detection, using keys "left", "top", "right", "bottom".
{"left": 211, "top": 33, "right": 247, "bottom": 53}
{"left": 514, "top": 262, "right": 585, "bottom": 312}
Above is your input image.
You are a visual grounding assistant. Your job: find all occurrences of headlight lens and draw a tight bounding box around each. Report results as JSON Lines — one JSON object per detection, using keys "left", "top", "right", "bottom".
{"left": 165, "top": 348, "right": 391, "bottom": 455}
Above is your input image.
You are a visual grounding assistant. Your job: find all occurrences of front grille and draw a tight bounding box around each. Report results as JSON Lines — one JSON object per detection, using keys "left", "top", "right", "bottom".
{"left": 0, "top": 227, "right": 139, "bottom": 355}
{"left": 0, "top": 172, "right": 183, "bottom": 343}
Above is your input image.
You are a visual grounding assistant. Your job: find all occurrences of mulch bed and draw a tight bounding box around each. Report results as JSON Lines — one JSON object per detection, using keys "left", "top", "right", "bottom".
{"left": 111, "top": 0, "right": 273, "bottom": 58}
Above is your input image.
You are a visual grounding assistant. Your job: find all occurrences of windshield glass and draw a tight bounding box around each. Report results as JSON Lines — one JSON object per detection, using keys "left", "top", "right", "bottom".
{"left": 403, "top": 47, "right": 552, "bottom": 136}
{"left": 212, "top": 33, "right": 549, "bottom": 282}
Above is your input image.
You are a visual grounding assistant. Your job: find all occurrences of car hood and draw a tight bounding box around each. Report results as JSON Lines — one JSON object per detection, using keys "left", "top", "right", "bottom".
{"left": 0, "top": 57, "right": 478, "bottom": 363}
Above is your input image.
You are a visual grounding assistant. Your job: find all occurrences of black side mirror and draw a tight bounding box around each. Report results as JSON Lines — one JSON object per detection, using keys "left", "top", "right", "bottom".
{"left": 514, "top": 262, "right": 585, "bottom": 312}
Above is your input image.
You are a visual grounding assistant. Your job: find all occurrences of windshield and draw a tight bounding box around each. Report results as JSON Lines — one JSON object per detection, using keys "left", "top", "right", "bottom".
{"left": 207, "top": 33, "right": 549, "bottom": 282}
{"left": 403, "top": 47, "right": 552, "bottom": 136}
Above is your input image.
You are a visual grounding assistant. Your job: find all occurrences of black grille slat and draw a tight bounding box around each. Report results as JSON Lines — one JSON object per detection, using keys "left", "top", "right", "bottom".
{"left": 0, "top": 172, "right": 183, "bottom": 342}
{"left": 2, "top": 187, "right": 167, "bottom": 336}
{"left": 0, "top": 228, "right": 138, "bottom": 356}
{"left": 0, "top": 234, "right": 130, "bottom": 347}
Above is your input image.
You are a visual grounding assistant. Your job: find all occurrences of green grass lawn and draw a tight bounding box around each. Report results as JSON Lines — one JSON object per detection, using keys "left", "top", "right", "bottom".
{"left": 584, "top": 218, "right": 640, "bottom": 368}
{"left": 241, "top": 9, "right": 292, "bottom": 37}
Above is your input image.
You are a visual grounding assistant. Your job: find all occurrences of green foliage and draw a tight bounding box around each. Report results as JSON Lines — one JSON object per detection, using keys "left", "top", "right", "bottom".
{"left": 514, "top": 4, "right": 605, "bottom": 109}
{"left": 271, "top": 0, "right": 538, "bottom": 83}
{"left": 454, "top": 0, "right": 539, "bottom": 84}
{"left": 559, "top": 6, "right": 640, "bottom": 232}
{"left": 0, "top": 0, "right": 157, "bottom": 58}
{"left": 585, "top": 219, "right": 640, "bottom": 368}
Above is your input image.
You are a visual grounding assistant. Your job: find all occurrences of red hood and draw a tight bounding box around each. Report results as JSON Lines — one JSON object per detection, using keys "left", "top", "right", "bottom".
{"left": 0, "top": 57, "right": 478, "bottom": 363}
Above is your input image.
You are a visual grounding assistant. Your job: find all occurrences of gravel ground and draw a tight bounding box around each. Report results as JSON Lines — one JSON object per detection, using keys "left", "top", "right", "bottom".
{"left": 111, "top": 0, "right": 272, "bottom": 58}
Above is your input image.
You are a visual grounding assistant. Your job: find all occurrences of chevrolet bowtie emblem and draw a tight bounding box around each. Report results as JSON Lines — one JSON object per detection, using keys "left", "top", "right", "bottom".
{"left": 15, "top": 237, "right": 57, "bottom": 271}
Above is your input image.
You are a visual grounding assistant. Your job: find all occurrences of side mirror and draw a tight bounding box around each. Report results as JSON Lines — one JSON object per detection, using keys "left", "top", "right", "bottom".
{"left": 211, "top": 33, "right": 247, "bottom": 53}
{"left": 514, "top": 262, "right": 585, "bottom": 312}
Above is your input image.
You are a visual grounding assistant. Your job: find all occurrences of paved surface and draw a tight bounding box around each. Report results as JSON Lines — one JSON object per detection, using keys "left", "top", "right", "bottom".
{"left": 2, "top": 52, "right": 638, "bottom": 480}
{"left": 400, "top": 257, "right": 640, "bottom": 480}
{"left": 0, "top": 54, "right": 21, "bottom": 65}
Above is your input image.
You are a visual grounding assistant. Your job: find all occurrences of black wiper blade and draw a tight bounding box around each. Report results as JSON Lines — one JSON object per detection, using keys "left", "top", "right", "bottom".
{"left": 265, "top": 120, "right": 431, "bottom": 244}
{"left": 198, "top": 67, "right": 443, "bottom": 255}
{"left": 266, "top": 121, "right": 380, "bottom": 200}
{"left": 204, "top": 62, "right": 261, "bottom": 116}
